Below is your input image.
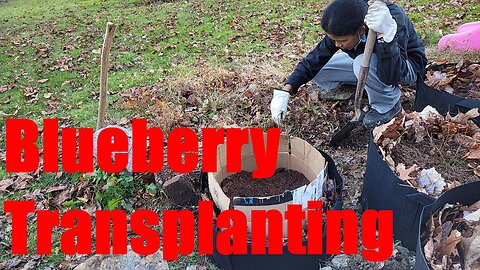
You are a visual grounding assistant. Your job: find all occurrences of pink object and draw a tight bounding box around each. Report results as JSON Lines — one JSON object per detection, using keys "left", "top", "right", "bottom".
{"left": 456, "top": 21, "right": 480, "bottom": 33}
{"left": 438, "top": 22, "right": 480, "bottom": 52}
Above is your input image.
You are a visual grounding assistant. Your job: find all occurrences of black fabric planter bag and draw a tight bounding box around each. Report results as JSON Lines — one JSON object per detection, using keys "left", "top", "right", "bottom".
{"left": 207, "top": 151, "right": 344, "bottom": 270}
{"left": 414, "top": 75, "right": 480, "bottom": 126}
{"left": 415, "top": 181, "right": 480, "bottom": 270}
{"left": 361, "top": 133, "right": 435, "bottom": 252}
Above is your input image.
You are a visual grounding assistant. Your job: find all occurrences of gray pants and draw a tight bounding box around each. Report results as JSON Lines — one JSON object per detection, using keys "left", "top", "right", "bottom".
{"left": 312, "top": 53, "right": 417, "bottom": 113}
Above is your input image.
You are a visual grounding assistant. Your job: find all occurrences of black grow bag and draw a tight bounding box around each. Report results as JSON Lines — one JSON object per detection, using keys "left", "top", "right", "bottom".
{"left": 361, "top": 133, "right": 435, "bottom": 252}
{"left": 414, "top": 73, "right": 480, "bottom": 126}
{"left": 209, "top": 151, "right": 344, "bottom": 270}
{"left": 415, "top": 181, "right": 480, "bottom": 270}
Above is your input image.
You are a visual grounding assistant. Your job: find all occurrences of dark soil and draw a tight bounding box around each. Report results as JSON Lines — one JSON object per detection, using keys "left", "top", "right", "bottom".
{"left": 287, "top": 95, "right": 371, "bottom": 150}
{"left": 391, "top": 133, "right": 479, "bottom": 184}
{"left": 400, "top": 85, "right": 416, "bottom": 112}
{"left": 220, "top": 169, "right": 310, "bottom": 198}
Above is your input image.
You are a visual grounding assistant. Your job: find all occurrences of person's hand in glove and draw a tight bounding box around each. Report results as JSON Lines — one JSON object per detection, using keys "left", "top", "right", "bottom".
{"left": 364, "top": 1, "right": 397, "bottom": 43}
{"left": 270, "top": 88, "right": 290, "bottom": 126}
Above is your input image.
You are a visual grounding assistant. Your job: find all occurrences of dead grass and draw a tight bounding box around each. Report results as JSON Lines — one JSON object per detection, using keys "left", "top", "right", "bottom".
{"left": 116, "top": 60, "right": 290, "bottom": 132}
{"left": 425, "top": 44, "right": 480, "bottom": 63}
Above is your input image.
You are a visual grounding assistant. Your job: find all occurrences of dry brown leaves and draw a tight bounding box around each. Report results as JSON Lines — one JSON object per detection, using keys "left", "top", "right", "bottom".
{"left": 423, "top": 201, "right": 480, "bottom": 270}
{"left": 373, "top": 106, "right": 480, "bottom": 197}
{"left": 117, "top": 62, "right": 287, "bottom": 131}
{"left": 425, "top": 60, "right": 480, "bottom": 99}
{"left": 0, "top": 173, "right": 34, "bottom": 192}
{"left": 0, "top": 83, "right": 14, "bottom": 93}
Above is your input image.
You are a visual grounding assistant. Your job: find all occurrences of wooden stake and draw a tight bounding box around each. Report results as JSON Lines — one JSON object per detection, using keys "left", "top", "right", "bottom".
{"left": 97, "top": 22, "right": 116, "bottom": 130}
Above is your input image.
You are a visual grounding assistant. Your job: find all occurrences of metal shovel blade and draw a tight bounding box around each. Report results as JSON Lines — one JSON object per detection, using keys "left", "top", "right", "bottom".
{"left": 328, "top": 120, "right": 360, "bottom": 147}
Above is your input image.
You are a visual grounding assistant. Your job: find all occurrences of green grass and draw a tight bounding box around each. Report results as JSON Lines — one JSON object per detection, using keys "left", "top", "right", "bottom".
{"left": 1, "top": 0, "right": 479, "bottom": 268}
{"left": 2, "top": 0, "right": 477, "bottom": 128}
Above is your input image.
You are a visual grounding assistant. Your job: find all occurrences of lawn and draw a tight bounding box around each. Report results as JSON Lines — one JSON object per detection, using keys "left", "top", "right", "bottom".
{"left": 1, "top": 0, "right": 479, "bottom": 269}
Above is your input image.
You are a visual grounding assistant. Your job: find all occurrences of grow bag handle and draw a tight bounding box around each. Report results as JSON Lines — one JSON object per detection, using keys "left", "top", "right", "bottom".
{"left": 400, "top": 193, "right": 436, "bottom": 230}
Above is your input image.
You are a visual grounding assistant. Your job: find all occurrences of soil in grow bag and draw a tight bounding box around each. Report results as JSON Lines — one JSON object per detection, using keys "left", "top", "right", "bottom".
{"left": 425, "top": 60, "right": 480, "bottom": 99}
{"left": 391, "top": 131, "right": 479, "bottom": 185}
{"left": 210, "top": 151, "right": 344, "bottom": 270}
{"left": 220, "top": 169, "right": 310, "bottom": 198}
{"left": 420, "top": 200, "right": 480, "bottom": 270}
{"left": 373, "top": 106, "right": 480, "bottom": 198}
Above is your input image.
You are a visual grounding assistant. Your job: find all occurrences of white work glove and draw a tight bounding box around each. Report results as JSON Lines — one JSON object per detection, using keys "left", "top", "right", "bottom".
{"left": 364, "top": 1, "right": 397, "bottom": 43}
{"left": 270, "top": 89, "right": 290, "bottom": 126}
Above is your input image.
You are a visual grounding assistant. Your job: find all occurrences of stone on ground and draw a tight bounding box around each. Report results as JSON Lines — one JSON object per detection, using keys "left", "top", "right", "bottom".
{"left": 74, "top": 247, "right": 168, "bottom": 270}
{"left": 162, "top": 174, "right": 199, "bottom": 206}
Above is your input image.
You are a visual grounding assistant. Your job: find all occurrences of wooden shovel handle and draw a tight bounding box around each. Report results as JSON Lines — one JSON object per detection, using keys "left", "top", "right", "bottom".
{"left": 353, "top": 0, "right": 385, "bottom": 121}
{"left": 353, "top": 29, "right": 377, "bottom": 121}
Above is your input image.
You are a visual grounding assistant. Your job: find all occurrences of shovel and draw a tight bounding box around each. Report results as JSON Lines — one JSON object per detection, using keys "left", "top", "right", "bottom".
{"left": 329, "top": 26, "right": 378, "bottom": 147}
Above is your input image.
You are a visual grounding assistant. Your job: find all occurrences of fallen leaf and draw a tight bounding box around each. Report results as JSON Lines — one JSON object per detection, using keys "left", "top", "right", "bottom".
{"left": 425, "top": 238, "right": 435, "bottom": 260}
{"left": 373, "top": 114, "right": 405, "bottom": 142}
{"left": 418, "top": 106, "right": 443, "bottom": 121}
{"left": 53, "top": 189, "right": 72, "bottom": 207}
{"left": 467, "top": 63, "right": 480, "bottom": 76}
{"left": 454, "top": 133, "right": 476, "bottom": 148}
{"left": 433, "top": 58, "right": 447, "bottom": 65}
{"left": 45, "top": 185, "right": 67, "bottom": 193}
{"left": 438, "top": 229, "right": 462, "bottom": 257}
{"left": 473, "top": 166, "right": 480, "bottom": 177}
{"left": 463, "top": 209, "right": 480, "bottom": 222}
{"left": 447, "top": 180, "right": 461, "bottom": 190}
{"left": 0, "top": 109, "right": 18, "bottom": 117}
{"left": 84, "top": 203, "right": 97, "bottom": 215}
{"left": 61, "top": 80, "right": 71, "bottom": 87}
{"left": 451, "top": 108, "right": 480, "bottom": 124}
{"left": 37, "top": 79, "right": 48, "bottom": 83}
{"left": 466, "top": 145, "right": 480, "bottom": 160}
{"left": 43, "top": 92, "right": 52, "bottom": 99}
{"left": 425, "top": 70, "right": 457, "bottom": 89}
{"left": 456, "top": 59, "right": 464, "bottom": 71}
{"left": 459, "top": 226, "right": 480, "bottom": 270}
{"left": 396, "top": 163, "right": 420, "bottom": 182}
{"left": 63, "top": 44, "right": 75, "bottom": 51}
{"left": 0, "top": 83, "right": 14, "bottom": 93}
{"left": 0, "top": 177, "right": 15, "bottom": 192}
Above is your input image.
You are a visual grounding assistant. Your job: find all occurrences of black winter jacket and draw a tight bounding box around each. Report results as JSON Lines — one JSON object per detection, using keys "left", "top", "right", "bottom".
{"left": 285, "top": 2, "right": 427, "bottom": 94}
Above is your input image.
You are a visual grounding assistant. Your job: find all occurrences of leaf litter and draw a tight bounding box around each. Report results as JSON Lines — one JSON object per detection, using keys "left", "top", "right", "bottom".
{"left": 425, "top": 60, "right": 480, "bottom": 99}
{"left": 422, "top": 200, "right": 480, "bottom": 270}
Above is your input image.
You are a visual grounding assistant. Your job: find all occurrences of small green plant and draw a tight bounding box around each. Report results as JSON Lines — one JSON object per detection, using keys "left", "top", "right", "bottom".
{"left": 90, "top": 169, "right": 140, "bottom": 210}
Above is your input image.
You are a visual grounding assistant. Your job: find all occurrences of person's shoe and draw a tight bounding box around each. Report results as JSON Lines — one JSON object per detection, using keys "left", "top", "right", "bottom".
{"left": 307, "top": 84, "right": 356, "bottom": 101}
{"left": 362, "top": 100, "right": 402, "bottom": 129}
